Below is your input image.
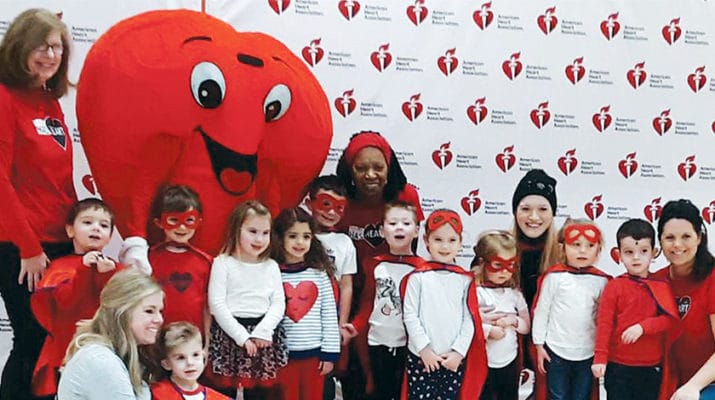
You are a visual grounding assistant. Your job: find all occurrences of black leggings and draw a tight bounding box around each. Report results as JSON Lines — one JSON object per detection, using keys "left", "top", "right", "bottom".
{"left": 368, "top": 345, "right": 408, "bottom": 400}
{"left": 479, "top": 357, "right": 520, "bottom": 400}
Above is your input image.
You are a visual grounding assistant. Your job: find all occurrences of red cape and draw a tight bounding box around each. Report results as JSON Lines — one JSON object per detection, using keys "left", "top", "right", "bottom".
{"left": 530, "top": 263, "right": 611, "bottom": 400}
{"left": 150, "top": 380, "right": 230, "bottom": 400}
{"left": 399, "top": 261, "right": 487, "bottom": 399}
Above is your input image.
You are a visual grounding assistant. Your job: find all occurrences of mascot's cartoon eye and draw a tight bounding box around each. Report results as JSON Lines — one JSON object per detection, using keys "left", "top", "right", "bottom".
{"left": 191, "top": 62, "right": 226, "bottom": 109}
{"left": 263, "top": 84, "right": 291, "bottom": 122}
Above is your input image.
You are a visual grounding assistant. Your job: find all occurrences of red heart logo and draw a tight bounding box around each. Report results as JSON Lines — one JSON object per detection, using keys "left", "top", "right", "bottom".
{"left": 662, "top": 19, "right": 681, "bottom": 45}
{"left": 530, "top": 102, "right": 550, "bottom": 129}
{"left": 495, "top": 145, "right": 515, "bottom": 173}
{"left": 610, "top": 247, "right": 620, "bottom": 264}
{"left": 370, "top": 45, "right": 392, "bottom": 72}
{"left": 643, "top": 198, "right": 662, "bottom": 223}
{"left": 600, "top": 13, "right": 620, "bottom": 40}
{"left": 618, "top": 152, "right": 638, "bottom": 178}
{"left": 473, "top": 5, "right": 494, "bottom": 30}
{"left": 461, "top": 190, "right": 481, "bottom": 215}
{"left": 502, "top": 53, "right": 522, "bottom": 80}
{"left": 701, "top": 202, "right": 715, "bottom": 224}
{"left": 678, "top": 155, "right": 697, "bottom": 181}
{"left": 268, "top": 0, "right": 291, "bottom": 14}
{"left": 338, "top": 0, "right": 361, "bottom": 20}
{"left": 334, "top": 91, "right": 356, "bottom": 117}
{"left": 687, "top": 67, "right": 707, "bottom": 93}
{"left": 402, "top": 94, "right": 423, "bottom": 121}
{"left": 407, "top": 1, "right": 428, "bottom": 26}
{"left": 626, "top": 62, "right": 647, "bottom": 89}
{"left": 592, "top": 106, "right": 612, "bottom": 132}
{"left": 712, "top": 120, "right": 715, "bottom": 135}
{"left": 284, "top": 281, "right": 319, "bottom": 322}
{"left": 82, "top": 174, "right": 97, "bottom": 195}
{"left": 301, "top": 40, "right": 324, "bottom": 66}
{"left": 467, "top": 98, "right": 488, "bottom": 125}
{"left": 169, "top": 272, "right": 192, "bottom": 293}
{"left": 584, "top": 196, "right": 604, "bottom": 220}
{"left": 565, "top": 57, "right": 585, "bottom": 84}
{"left": 652, "top": 111, "right": 672, "bottom": 135}
{"left": 557, "top": 150, "right": 578, "bottom": 176}
{"left": 432, "top": 143, "right": 453, "bottom": 169}
{"left": 437, "top": 49, "right": 458, "bottom": 76}
{"left": 536, "top": 8, "right": 558, "bottom": 35}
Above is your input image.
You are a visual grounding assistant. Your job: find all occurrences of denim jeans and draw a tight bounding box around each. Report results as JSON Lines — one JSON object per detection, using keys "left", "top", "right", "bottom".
{"left": 545, "top": 346, "right": 593, "bottom": 400}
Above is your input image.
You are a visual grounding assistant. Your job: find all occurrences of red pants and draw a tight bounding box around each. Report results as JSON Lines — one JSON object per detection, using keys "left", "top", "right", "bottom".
{"left": 276, "top": 357, "right": 324, "bottom": 400}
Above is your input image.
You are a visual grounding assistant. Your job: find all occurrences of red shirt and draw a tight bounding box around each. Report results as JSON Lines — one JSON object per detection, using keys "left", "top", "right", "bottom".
{"left": 337, "top": 183, "right": 424, "bottom": 265}
{"left": 151, "top": 379, "right": 229, "bottom": 400}
{"left": 654, "top": 266, "right": 715, "bottom": 384}
{"left": 150, "top": 243, "right": 212, "bottom": 332}
{"left": 594, "top": 274, "right": 677, "bottom": 366}
{"left": 30, "top": 255, "right": 122, "bottom": 396}
{"left": 0, "top": 85, "right": 75, "bottom": 257}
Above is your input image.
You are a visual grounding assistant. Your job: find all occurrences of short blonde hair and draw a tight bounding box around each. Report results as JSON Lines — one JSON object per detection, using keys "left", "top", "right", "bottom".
{"left": 159, "top": 321, "right": 202, "bottom": 359}
{"left": 471, "top": 230, "right": 519, "bottom": 288}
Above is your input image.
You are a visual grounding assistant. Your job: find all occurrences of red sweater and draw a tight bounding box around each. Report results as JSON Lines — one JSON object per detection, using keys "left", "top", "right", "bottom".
{"left": 0, "top": 85, "right": 75, "bottom": 257}
{"left": 594, "top": 274, "right": 678, "bottom": 366}
{"left": 151, "top": 379, "right": 229, "bottom": 399}
{"left": 30, "top": 255, "right": 122, "bottom": 396}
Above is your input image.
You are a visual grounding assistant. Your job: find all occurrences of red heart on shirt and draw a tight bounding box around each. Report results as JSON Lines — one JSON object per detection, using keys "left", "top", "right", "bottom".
{"left": 283, "top": 281, "right": 318, "bottom": 322}
{"left": 169, "top": 272, "right": 192, "bottom": 293}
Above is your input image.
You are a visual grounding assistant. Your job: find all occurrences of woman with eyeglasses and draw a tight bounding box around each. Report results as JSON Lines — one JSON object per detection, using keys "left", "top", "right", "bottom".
{"left": 653, "top": 200, "right": 715, "bottom": 400}
{"left": 0, "top": 8, "right": 76, "bottom": 399}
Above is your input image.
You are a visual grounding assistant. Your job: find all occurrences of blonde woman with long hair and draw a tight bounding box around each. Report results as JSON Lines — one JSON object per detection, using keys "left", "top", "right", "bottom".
{"left": 57, "top": 269, "right": 164, "bottom": 399}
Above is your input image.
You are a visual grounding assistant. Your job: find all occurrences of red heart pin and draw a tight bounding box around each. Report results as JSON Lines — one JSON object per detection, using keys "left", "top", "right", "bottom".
{"left": 82, "top": 174, "right": 97, "bottom": 195}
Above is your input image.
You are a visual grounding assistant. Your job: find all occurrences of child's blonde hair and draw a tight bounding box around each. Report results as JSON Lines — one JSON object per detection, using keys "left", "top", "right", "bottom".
{"left": 384, "top": 200, "right": 419, "bottom": 224}
{"left": 471, "top": 230, "right": 519, "bottom": 288}
{"left": 220, "top": 200, "right": 272, "bottom": 259}
{"left": 558, "top": 218, "right": 604, "bottom": 264}
{"left": 159, "top": 321, "right": 202, "bottom": 358}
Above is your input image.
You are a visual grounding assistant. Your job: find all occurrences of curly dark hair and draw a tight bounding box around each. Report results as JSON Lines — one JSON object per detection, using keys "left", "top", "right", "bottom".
{"left": 271, "top": 207, "right": 335, "bottom": 276}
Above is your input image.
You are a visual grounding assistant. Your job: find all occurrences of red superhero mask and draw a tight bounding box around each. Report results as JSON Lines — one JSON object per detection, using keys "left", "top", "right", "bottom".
{"left": 426, "top": 210, "right": 463, "bottom": 235}
{"left": 484, "top": 256, "right": 517, "bottom": 273}
{"left": 77, "top": 10, "right": 332, "bottom": 253}
{"left": 563, "top": 224, "right": 601, "bottom": 244}
{"left": 157, "top": 210, "right": 201, "bottom": 230}
{"left": 311, "top": 193, "right": 346, "bottom": 218}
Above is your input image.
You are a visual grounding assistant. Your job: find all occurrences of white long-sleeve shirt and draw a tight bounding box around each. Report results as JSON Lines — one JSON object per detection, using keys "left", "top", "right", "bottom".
{"left": 403, "top": 269, "right": 474, "bottom": 357}
{"left": 531, "top": 270, "right": 608, "bottom": 361}
{"left": 477, "top": 286, "right": 529, "bottom": 368}
{"left": 208, "top": 254, "right": 285, "bottom": 345}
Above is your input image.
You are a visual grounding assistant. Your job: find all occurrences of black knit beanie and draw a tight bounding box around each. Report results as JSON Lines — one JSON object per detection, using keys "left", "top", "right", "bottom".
{"left": 512, "top": 169, "right": 557, "bottom": 214}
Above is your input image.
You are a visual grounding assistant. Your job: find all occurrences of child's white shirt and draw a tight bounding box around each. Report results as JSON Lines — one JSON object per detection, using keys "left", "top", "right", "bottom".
{"left": 531, "top": 271, "right": 608, "bottom": 361}
{"left": 316, "top": 231, "right": 357, "bottom": 280}
{"left": 367, "top": 259, "right": 415, "bottom": 347}
{"left": 477, "top": 286, "right": 528, "bottom": 368}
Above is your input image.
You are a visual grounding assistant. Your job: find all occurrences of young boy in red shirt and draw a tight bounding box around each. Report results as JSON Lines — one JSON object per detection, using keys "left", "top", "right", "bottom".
{"left": 592, "top": 218, "right": 679, "bottom": 400}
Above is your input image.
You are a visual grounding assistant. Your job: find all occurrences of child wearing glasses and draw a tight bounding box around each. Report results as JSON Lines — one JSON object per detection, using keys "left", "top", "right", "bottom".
{"left": 532, "top": 219, "right": 611, "bottom": 400}
{"left": 471, "top": 230, "right": 530, "bottom": 400}
{"left": 402, "top": 209, "right": 487, "bottom": 399}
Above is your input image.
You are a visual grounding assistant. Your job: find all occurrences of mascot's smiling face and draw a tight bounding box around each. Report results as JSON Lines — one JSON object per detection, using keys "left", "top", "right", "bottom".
{"left": 77, "top": 10, "right": 332, "bottom": 253}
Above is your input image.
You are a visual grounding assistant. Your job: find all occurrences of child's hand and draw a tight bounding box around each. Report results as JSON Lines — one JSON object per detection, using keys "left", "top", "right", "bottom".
{"left": 82, "top": 251, "right": 102, "bottom": 268}
{"left": 253, "top": 338, "right": 272, "bottom": 348}
{"left": 495, "top": 315, "right": 518, "bottom": 329}
{"left": 243, "top": 339, "right": 258, "bottom": 356}
{"left": 95, "top": 256, "right": 116, "bottom": 273}
{"left": 439, "top": 351, "right": 463, "bottom": 372}
{"left": 418, "top": 346, "right": 442, "bottom": 373}
{"left": 318, "top": 361, "right": 334, "bottom": 376}
{"left": 535, "top": 345, "right": 551, "bottom": 375}
{"left": 621, "top": 324, "right": 644, "bottom": 344}
{"left": 591, "top": 363, "right": 606, "bottom": 378}
{"left": 340, "top": 323, "right": 358, "bottom": 345}
{"left": 488, "top": 326, "right": 506, "bottom": 340}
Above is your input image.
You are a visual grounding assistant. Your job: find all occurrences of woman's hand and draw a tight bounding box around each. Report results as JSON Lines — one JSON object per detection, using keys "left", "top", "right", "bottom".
{"left": 19, "top": 252, "right": 49, "bottom": 292}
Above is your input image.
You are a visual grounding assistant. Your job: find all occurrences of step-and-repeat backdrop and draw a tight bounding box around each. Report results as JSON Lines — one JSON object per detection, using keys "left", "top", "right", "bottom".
{"left": 1, "top": 0, "right": 713, "bottom": 370}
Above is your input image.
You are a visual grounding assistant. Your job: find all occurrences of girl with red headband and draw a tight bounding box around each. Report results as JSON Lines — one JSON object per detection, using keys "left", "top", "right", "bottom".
{"left": 401, "top": 209, "right": 487, "bottom": 399}
{"left": 472, "top": 230, "right": 530, "bottom": 400}
{"left": 531, "top": 218, "right": 611, "bottom": 400}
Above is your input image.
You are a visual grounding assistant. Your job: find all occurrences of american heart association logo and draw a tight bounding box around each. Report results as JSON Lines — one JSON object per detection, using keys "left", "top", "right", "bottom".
{"left": 467, "top": 97, "right": 488, "bottom": 125}
{"left": 432, "top": 142, "right": 453, "bottom": 170}
{"left": 652, "top": 109, "right": 672, "bottom": 136}
{"left": 407, "top": 0, "right": 429, "bottom": 26}
{"left": 600, "top": 12, "right": 620, "bottom": 40}
{"left": 438, "top": 48, "right": 459, "bottom": 76}
{"left": 627, "top": 62, "right": 647, "bottom": 89}
{"left": 82, "top": 174, "right": 97, "bottom": 195}
{"left": 610, "top": 247, "right": 619, "bottom": 264}
{"left": 530, "top": 101, "right": 550, "bottom": 129}
{"left": 584, "top": 195, "right": 604, "bottom": 221}
{"left": 618, "top": 152, "right": 638, "bottom": 178}
{"left": 473, "top": 2, "right": 494, "bottom": 30}
{"left": 268, "top": 0, "right": 291, "bottom": 15}
{"left": 557, "top": 149, "right": 578, "bottom": 176}
{"left": 662, "top": 18, "right": 682, "bottom": 45}
{"left": 592, "top": 105, "right": 612, "bottom": 132}
{"left": 677, "top": 155, "right": 697, "bottom": 181}
{"left": 334, "top": 89, "right": 356, "bottom": 117}
{"left": 301, "top": 38, "right": 324, "bottom": 67}
{"left": 643, "top": 197, "right": 662, "bottom": 223}
{"left": 495, "top": 145, "right": 516, "bottom": 173}
{"left": 338, "top": 0, "right": 361, "bottom": 20}
{"left": 702, "top": 201, "right": 715, "bottom": 224}
{"left": 537, "top": 7, "right": 558, "bottom": 35}
{"left": 502, "top": 52, "right": 523, "bottom": 80}
{"left": 402, "top": 93, "right": 423, "bottom": 121}
{"left": 565, "top": 57, "right": 585, "bottom": 85}
{"left": 687, "top": 66, "right": 707, "bottom": 93}
{"left": 461, "top": 189, "right": 481, "bottom": 216}
{"left": 370, "top": 44, "right": 392, "bottom": 72}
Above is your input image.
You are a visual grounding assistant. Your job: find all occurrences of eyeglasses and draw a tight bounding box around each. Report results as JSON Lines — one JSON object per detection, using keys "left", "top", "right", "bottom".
{"left": 34, "top": 42, "right": 64, "bottom": 56}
